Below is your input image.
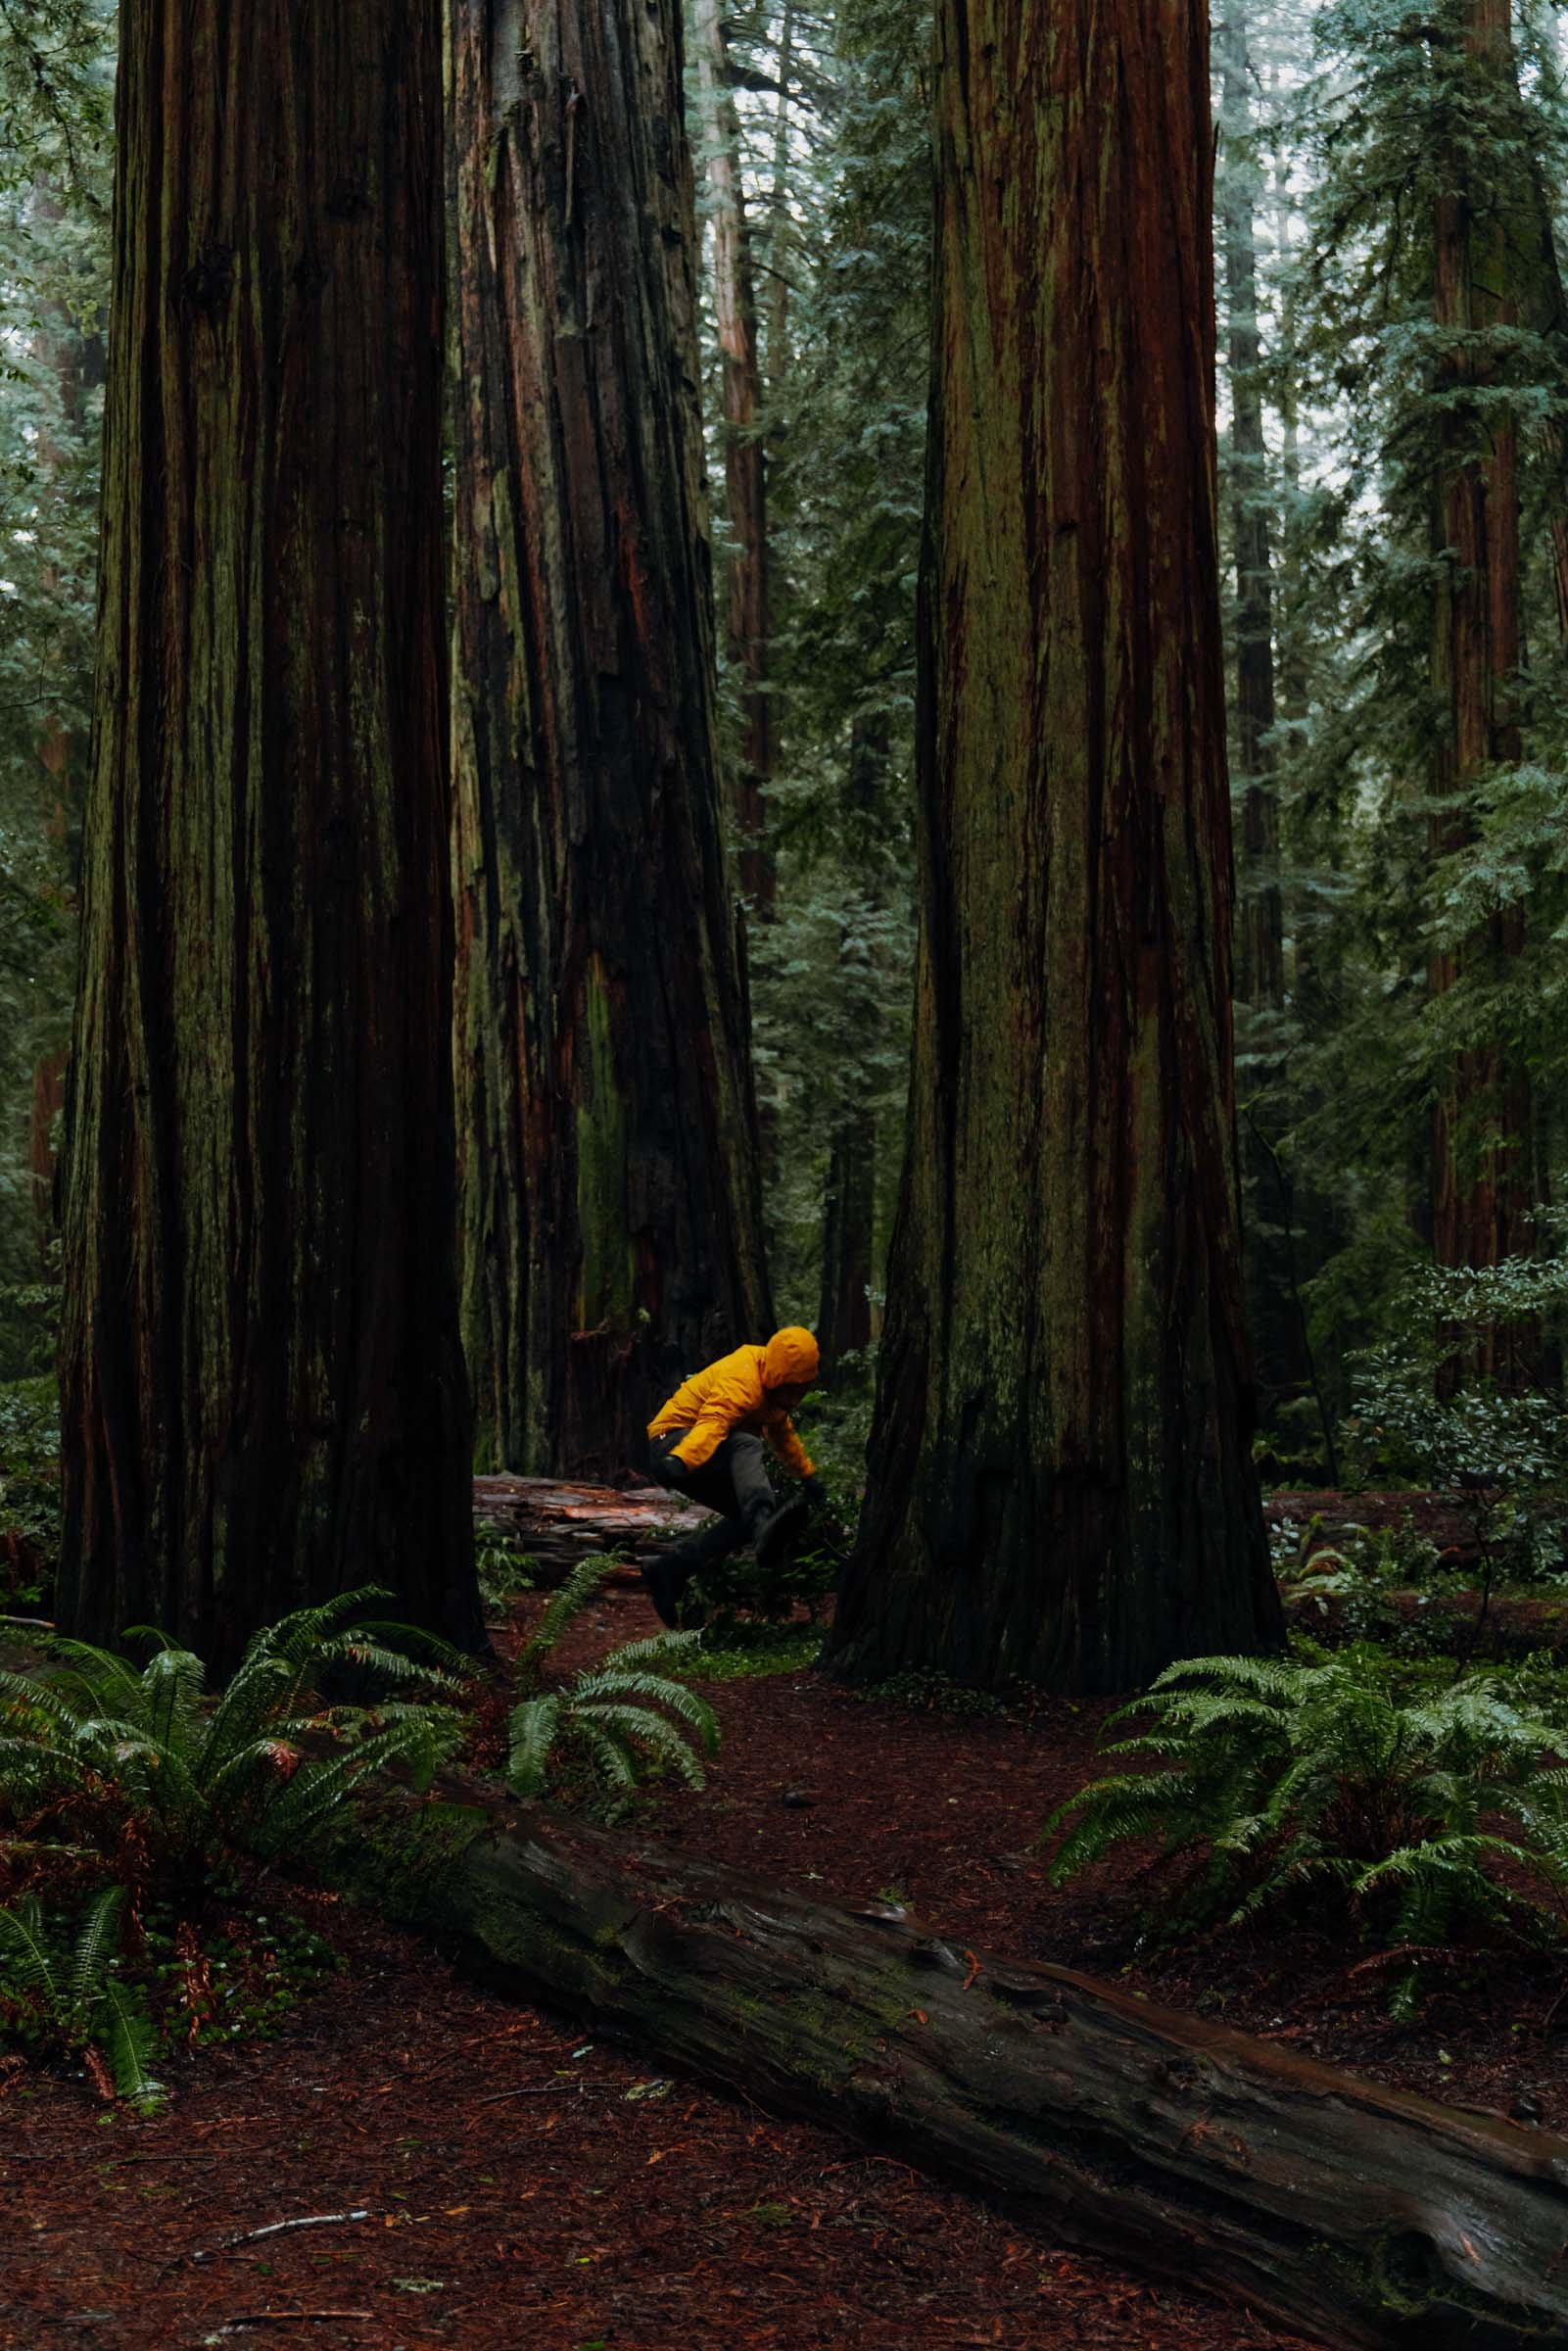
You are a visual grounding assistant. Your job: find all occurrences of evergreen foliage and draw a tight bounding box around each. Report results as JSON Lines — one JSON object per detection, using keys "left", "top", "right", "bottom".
{"left": 1043, "top": 1645, "right": 1568, "bottom": 2006}
{"left": 505, "top": 1559, "right": 721, "bottom": 1799}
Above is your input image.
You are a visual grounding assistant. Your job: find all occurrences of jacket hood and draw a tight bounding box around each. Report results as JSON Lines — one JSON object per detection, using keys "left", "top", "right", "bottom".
{"left": 763, "top": 1326, "right": 820, "bottom": 1389}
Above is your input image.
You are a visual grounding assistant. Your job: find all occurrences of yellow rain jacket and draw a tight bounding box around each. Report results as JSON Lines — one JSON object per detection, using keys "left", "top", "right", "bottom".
{"left": 649, "top": 1328, "right": 820, "bottom": 1477}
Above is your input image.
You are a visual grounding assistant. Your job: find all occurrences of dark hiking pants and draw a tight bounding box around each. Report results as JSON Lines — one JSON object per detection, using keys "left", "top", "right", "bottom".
{"left": 648, "top": 1428, "right": 777, "bottom": 1588}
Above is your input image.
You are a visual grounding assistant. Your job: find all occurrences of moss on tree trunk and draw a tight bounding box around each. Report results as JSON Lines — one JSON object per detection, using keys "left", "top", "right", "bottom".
{"left": 826, "top": 0, "right": 1281, "bottom": 1694}
{"left": 56, "top": 0, "right": 480, "bottom": 1666}
{"left": 449, "top": 0, "right": 772, "bottom": 1481}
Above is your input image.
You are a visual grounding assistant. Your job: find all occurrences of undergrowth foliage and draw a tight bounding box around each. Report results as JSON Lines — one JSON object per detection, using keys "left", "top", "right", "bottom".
{"left": 1042, "top": 1648, "right": 1568, "bottom": 2012}
{"left": 506, "top": 1559, "right": 718, "bottom": 1802}
{"left": 0, "top": 1589, "right": 464, "bottom": 2103}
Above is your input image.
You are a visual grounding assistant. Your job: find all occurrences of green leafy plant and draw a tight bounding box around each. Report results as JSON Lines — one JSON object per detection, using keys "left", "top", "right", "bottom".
{"left": 0, "top": 1588, "right": 467, "bottom": 1900}
{"left": 0, "top": 1373, "right": 62, "bottom": 1608}
{"left": 473, "top": 1523, "right": 536, "bottom": 1611}
{"left": 505, "top": 1559, "right": 719, "bottom": 1801}
{"left": 1042, "top": 1647, "right": 1568, "bottom": 2010}
{"left": 0, "top": 1885, "right": 161, "bottom": 2108}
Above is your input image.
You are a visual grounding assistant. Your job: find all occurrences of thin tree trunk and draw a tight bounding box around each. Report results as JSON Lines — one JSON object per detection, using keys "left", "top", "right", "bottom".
{"left": 450, "top": 0, "right": 772, "bottom": 1482}
{"left": 818, "top": 717, "right": 886, "bottom": 1373}
{"left": 692, "top": 0, "right": 775, "bottom": 912}
{"left": 1429, "top": 0, "right": 1536, "bottom": 1385}
{"left": 337, "top": 1783, "right": 1568, "bottom": 2351}
{"left": 827, "top": 0, "right": 1280, "bottom": 1695}
{"left": 1218, "top": 6, "right": 1283, "bottom": 1011}
{"left": 56, "top": 0, "right": 480, "bottom": 1666}
{"left": 765, "top": 1, "right": 795, "bottom": 392}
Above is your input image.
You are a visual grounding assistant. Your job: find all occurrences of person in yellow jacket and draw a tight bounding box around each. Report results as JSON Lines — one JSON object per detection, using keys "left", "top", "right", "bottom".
{"left": 642, "top": 1326, "right": 829, "bottom": 1627}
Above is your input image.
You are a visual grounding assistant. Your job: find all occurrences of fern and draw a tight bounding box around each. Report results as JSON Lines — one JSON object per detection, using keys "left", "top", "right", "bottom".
{"left": 1042, "top": 1646, "right": 1568, "bottom": 2001}
{"left": 503, "top": 1576, "right": 721, "bottom": 1803}
{"left": 0, "top": 1589, "right": 471, "bottom": 1899}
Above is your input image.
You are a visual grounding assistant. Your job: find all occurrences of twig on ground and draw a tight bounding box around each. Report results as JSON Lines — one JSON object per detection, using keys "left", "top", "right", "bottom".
{"left": 184, "top": 2211, "right": 372, "bottom": 2267}
{"left": 205, "top": 2316, "right": 374, "bottom": 2337}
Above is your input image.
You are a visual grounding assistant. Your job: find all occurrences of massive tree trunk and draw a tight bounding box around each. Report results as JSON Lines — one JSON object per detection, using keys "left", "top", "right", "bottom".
{"left": 827, "top": 0, "right": 1280, "bottom": 1693}
{"left": 56, "top": 0, "right": 480, "bottom": 1666}
{"left": 450, "top": 0, "right": 772, "bottom": 1483}
{"left": 338, "top": 1785, "right": 1568, "bottom": 2351}
{"left": 1218, "top": 5, "right": 1283, "bottom": 1014}
{"left": 1429, "top": 0, "right": 1536, "bottom": 1384}
{"left": 692, "top": 0, "right": 776, "bottom": 913}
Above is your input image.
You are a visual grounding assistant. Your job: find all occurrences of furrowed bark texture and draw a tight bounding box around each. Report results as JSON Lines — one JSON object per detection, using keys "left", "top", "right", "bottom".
{"left": 692, "top": 0, "right": 775, "bottom": 913}
{"left": 1429, "top": 0, "right": 1536, "bottom": 1382}
{"left": 341, "top": 1790, "right": 1568, "bottom": 2351}
{"left": 450, "top": 0, "right": 772, "bottom": 1481}
{"left": 57, "top": 0, "right": 480, "bottom": 1664}
{"left": 828, "top": 0, "right": 1280, "bottom": 1693}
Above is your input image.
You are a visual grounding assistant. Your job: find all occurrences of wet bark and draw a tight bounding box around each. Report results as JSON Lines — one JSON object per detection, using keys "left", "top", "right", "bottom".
{"left": 692, "top": 0, "right": 775, "bottom": 912}
{"left": 449, "top": 0, "right": 772, "bottom": 1483}
{"left": 56, "top": 0, "right": 480, "bottom": 1666}
{"left": 1429, "top": 0, "right": 1536, "bottom": 1385}
{"left": 341, "top": 1786, "right": 1568, "bottom": 2351}
{"left": 817, "top": 1111, "right": 876, "bottom": 1372}
{"left": 827, "top": 0, "right": 1280, "bottom": 1694}
{"left": 1218, "top": 6, "right": 1283, "bottom": 1012}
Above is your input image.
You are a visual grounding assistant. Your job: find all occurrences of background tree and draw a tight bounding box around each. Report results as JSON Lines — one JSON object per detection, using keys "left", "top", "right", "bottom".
{"left": 55, "top": 0, "right": 481, "bottom": 1663}
{"left": 450, "top": 0, "right": 772, "bottom": 1480}
{"left": 828, "top": 0, "right": 1282, "bottom": 1692}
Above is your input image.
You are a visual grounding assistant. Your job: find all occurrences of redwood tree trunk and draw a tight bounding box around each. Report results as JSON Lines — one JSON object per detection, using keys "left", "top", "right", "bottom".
{"left": 827, "top": 0, "right": 1280, "bottom": 1694}
{"left": 450, "top": 0, "right": 772, "bottom": 1482}
{"left": 1429, "top": 0, "right": 1535, "bottom": 1385}
{"left": 56, "top": 0, "right": 480, "bottom": 1665}
{"left": 692, "top": 0, "right": 775, "bottom": 912}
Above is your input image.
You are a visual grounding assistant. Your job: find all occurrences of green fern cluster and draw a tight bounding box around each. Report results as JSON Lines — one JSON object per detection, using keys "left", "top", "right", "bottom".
{"left": 506, "top": 1559, "right": 718, "bottom": 1800}
{"left": 1043, "top": 1648, "right": 1568, "bottom": 2004}
{"left": 0, "top": 1588, "right": 467, "bottom": 1894}
{"left": 0, "top": 1885, "right": 161, "bottom": 2108}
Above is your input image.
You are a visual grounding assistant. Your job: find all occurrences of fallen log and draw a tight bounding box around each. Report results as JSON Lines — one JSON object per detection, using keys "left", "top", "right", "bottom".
{"left": 471, "top": 1475, "right": 708, "bottom": 1582}
{"left": 1265, "top": 1490, "right": 1568, "bottom": 1579}
{"left": 334, "top": 1780, "right": 1568, "bottom": 2351}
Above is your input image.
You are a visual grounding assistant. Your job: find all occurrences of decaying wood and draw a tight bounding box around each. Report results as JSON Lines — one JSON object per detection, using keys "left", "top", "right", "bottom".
{"left": 341, "top": 1784, "right": 1568, "bottom": 2351}
{"left": 472, "top": 1475, "right": 709, "bottom": 1579}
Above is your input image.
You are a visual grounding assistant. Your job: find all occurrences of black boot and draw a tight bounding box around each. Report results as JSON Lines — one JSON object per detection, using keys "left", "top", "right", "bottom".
{"left": 641, "top": 1553, "right": 689, "bottom": 1629}
{"left": 753, "top": 1497, "right": 811, "bottom": 1574}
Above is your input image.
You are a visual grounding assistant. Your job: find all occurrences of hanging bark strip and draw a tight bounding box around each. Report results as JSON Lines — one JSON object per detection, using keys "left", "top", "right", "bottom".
{"left": 1428, "top": 0, "right": 1537, "bottom": 1379}
{"left": 828, "top": 0, "right": 1280, "bottom": 1692}
{"left": 692, "top": 0, "right": 776, "bottom": 913}
{"left": 340, "top": 1788, "right": 1568, "bottom": 2351}
{"left": 449, "top": 0, "right": 771, "bottom": 1482}
{"left": 56, "top": 0, "right": 480, "bottom": 1665}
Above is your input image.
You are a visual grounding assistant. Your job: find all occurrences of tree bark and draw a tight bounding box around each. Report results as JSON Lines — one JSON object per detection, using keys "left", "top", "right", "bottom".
{"left": 826, "top": 0, "right": 1280, "bottom": 1694}
{"left": 692, "top": 0, "right": 776, "bottom": 913}
{"left": 56, "top": 0, "right": 480, "bottom": 1667}
{"left": 1429, "top": 0, "right": 1536, "bottom": 1386}
{"left": 449, "top": 0, "right": 772, "bottom": 1484}
{"left": 471, "top": 1472, "right": 710, "bottom": 1581}
{"left": 1218, "top": 6, "right": 1283, "bottom": 1012}
{"left": 341, "top": 1787, "right": 1568, "bottom": 2351}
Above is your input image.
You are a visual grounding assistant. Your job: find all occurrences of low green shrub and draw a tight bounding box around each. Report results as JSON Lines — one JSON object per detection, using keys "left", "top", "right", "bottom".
{"left": 0, "top": 1373, "right": 61, "bottom": 1609}
{"left": 1042, "top": 1646, "right": 1568, "bottom": 2011}
{"left": 505, "top": 1559, "right": 719, "bottom": 1802}
{"left": 0, "top": 1590, "right": 461, "bottom": 2103}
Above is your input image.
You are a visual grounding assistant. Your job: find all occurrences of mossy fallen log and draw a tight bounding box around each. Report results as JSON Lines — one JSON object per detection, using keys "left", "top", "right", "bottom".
{"left": 329, "top": 1779, "right": 1568, "bottom": 2350}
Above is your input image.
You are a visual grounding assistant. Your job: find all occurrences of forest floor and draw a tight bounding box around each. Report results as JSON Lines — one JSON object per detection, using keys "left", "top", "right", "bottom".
{"left": 5, "top": 1583, "right": 1565, "bottom": 2350}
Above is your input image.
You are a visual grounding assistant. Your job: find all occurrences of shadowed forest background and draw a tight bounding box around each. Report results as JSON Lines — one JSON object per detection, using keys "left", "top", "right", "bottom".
{"left": 5, "top": 2, "right": 1568, "bottom": 2345}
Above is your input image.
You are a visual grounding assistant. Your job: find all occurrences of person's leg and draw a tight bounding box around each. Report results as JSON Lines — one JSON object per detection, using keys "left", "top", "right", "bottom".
{"left": 643, "top": 1434, "right": 759, "bottom": 1626}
